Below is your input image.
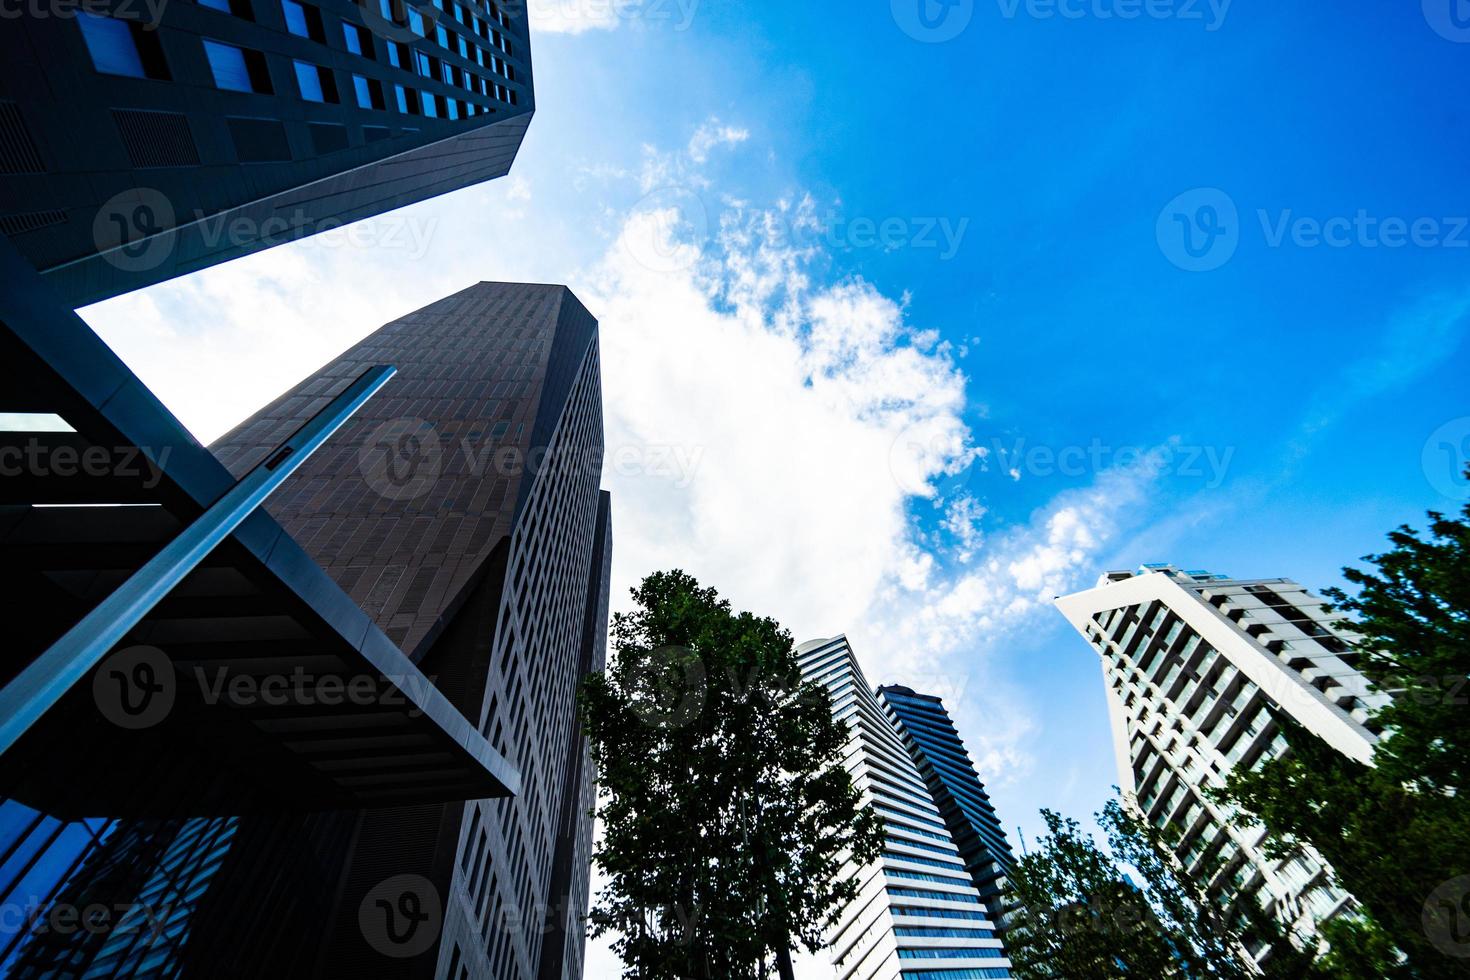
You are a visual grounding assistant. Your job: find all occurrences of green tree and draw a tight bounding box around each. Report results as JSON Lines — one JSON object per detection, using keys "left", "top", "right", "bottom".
{"left": 1216, "top": 495, "right": 1470, "bottom": 978}
{"left": 1006, "top": 799, "right": 1320, "bottom": 979}
{"left": 579, "top": 570, "right": 883, "bottom": 979}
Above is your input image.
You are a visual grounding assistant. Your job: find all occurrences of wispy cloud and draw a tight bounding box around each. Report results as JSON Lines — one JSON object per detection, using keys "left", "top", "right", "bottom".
{"left": 77, "top": 117, "right": 1167, "bottom": 980}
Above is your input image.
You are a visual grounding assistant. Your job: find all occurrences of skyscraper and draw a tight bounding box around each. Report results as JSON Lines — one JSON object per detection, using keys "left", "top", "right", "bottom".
{"left": 1054, "top": 564, "right": 1385, "bottom": 960}
{"left": 877, "top": 686, "right": 1016, "bottom": 931}
{"left": 0, "top": 269, "right": 610, "bottom": 978}
{"left": 797, "top": 636, "right": 1013, "bottom": 980}
{"left": 0, "top": 0, "right": 533, "bottom": 306}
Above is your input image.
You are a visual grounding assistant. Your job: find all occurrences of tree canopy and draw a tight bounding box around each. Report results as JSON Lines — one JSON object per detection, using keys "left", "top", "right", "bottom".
{"left": 579, "top": 570, "right": 882, "bottom": 979}
{"left": 1005, "top": 799, "right": 1318, "bottom": 979}
{"left": 1216, "top": 494, "right": 1470, "bottom": 978}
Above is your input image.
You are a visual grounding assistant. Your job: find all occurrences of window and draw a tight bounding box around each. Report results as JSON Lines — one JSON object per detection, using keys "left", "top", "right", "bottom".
{"left": 282, "top": 0, "right": 325, "bottom": 41}
{"left": 342, "top": 22, "right": 373, "bottom": 57}
{"left": 353, "top": 74, "right": 386, "bottom": 110}
{"left": 421, "top": 90, "right": 437, "bottom": 117}
{"left": 198, "top": 0, "right": 254, "bottom": 18}
{"left": 293, "top": 60, "right": 339, "bottom": 102}
{"left": 78, "top": 14, "right": 169, "bottom": 79}
{"left": 204, "top": 39, "right": 271, "bottom": 92}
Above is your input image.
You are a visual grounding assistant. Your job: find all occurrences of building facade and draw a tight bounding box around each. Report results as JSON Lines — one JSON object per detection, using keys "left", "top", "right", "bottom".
{"left": 0, "top": 279, "right": 610, "bottom": 979}
{"left": 798, "top": 636, "right": 1012, "bottom": 980}
{"left": 877, "top": 686, "right": 1016, "bottom": 932}
{"left": 1054, "top": 565, "right": 1385, "bottom": 959}
{"left": 0, "top": 0, "right": 533, "bottom": 306}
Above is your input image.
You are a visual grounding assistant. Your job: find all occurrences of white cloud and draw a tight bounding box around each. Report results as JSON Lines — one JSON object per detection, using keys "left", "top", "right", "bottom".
{"left": 687, "top": 120, "right": 750, "bottom": 163}
{"left": 76, "top": 117, "right": 1162, "bottom": 980}
{"left": 527, "top": 0, "right": 620, "bottom": 35}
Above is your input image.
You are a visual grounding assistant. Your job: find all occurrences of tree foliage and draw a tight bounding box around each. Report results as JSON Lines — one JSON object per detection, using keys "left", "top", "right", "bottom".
{"left": 579, "top": 570, "right": 883, "bottom": 979}
{"left": 1216, "top": 495, "right": 1470, "bottom": 978}
{"left": 1006, "top": 799, "right": 1318, "bottom": 979}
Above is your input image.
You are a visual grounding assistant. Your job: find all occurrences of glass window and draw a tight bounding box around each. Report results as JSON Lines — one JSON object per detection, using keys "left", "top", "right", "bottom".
{"left": 204, "top": 39, "right": 254, "bottom": 91}
{"left": 282, "top": 0, "right": 308, "bottom": 34}
{"left": 394, "top": 83, "right": 408, "bottom": 113}
{"left": 77, "top": 14, "right": 146, "bottom": 77}
{"left": 198, "top": 0, "right": 251, "bottom": 14}
{"left": 342, "top": 22, "right": 369, "bottom": 56}
{"left": 282, "top": 0, "right": 324, "bottom": 40}
{"left": 352, "top": 75, "right": 384, "bottom": 110}
{"left": 422, "top": 90, "right": 437, "bottom": 117}
{"left": 294, "top": 59, "right": 324, "bottom": 101}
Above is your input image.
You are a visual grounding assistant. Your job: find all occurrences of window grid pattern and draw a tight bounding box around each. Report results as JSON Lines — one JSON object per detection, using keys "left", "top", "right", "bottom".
{"left": 796, "top": 637, "right": 1011, "bottom": 980}
{"left": 443, "top": 309, "right": 605, "bottom": 979}
{"left": 1066, "top": 565, "right": 1383, "bottom": 959}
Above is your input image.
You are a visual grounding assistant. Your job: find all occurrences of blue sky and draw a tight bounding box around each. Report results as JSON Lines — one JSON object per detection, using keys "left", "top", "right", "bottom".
{"left": 79, "top": 0, "right": 1470, "bottom": 973}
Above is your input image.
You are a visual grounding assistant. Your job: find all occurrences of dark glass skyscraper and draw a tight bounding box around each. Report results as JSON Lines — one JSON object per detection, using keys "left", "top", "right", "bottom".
{"left": 0, "top": 276, "right": 610, "bottom": 979}
{"left": 878, "top": 686, "right": 1017, "bottom": 930}
{"left": 0, "top": 0, "right": 534, "bottom": 305}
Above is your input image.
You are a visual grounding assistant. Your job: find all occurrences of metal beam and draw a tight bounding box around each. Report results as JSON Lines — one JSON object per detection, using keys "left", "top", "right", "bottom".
{"left": 0, "top": 366, "right": 395, "bottom": 758}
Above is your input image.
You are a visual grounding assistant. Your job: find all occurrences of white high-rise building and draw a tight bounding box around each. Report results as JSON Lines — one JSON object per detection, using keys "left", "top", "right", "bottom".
{"left": 797, "top": 636, "right": 1012, "bottom": 980}
{"left": 1054, "top": 565, "right": 1387, "bottom": 959}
